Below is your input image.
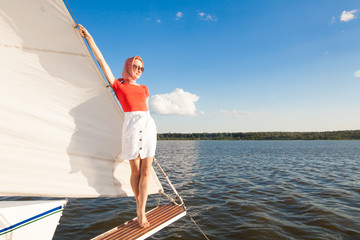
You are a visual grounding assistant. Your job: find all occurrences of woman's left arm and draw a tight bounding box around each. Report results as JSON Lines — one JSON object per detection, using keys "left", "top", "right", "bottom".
{"left": 77, "top": 24, "right": 116, "bottom": 85}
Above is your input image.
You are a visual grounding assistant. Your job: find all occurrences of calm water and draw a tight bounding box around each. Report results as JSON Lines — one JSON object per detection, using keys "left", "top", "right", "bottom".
{"left": 5, "top": 141, "right": 360, "bottom": 239}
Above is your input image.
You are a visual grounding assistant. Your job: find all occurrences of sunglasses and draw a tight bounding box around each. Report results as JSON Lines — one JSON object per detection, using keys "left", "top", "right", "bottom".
{"left": 133, "top": 64, "right": 144, "bottom": 73}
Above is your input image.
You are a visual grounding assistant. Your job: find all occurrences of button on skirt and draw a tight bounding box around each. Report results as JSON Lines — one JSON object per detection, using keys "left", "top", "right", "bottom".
{"left": 121, "top": 111, "right": 157, "bottom": 160}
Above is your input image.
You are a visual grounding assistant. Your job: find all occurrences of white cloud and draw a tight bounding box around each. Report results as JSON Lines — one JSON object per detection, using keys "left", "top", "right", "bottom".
{"left": 219, "top": 109, "right": 255, "bottom": 118}
{"left": 150, "top": 88, "right": 199, "bottom": 116}
{"left": 340, "top": 9, "right": 358, "bottom": 22}
{"left": 330, "top": 16, "right": 336, "bottom": 24}
{"left": 156, "top": 19, "right": 161, "bottom": 23}
{"left": 198, "top": 12, "right": 217, "bottom": 21}
{"left": 353, "top": 70, "right": 360, "bottom": 78}
{"left": 176, "top": 11, "right": 183, "bottom": 20}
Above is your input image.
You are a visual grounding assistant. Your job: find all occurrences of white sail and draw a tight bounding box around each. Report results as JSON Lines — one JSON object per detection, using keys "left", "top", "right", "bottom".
{"left": 0, "top": 0, "right": 163, "bottom": 197}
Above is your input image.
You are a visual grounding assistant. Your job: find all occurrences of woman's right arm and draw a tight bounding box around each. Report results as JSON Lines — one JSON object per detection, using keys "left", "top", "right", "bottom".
{"left": 77, "top": 24, "right": 116, "bottom": 85}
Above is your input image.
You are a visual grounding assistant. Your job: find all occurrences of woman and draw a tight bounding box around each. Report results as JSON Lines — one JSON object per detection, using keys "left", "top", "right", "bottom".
{"left": 78, "top": 24, "right": 157, "bottom": 228}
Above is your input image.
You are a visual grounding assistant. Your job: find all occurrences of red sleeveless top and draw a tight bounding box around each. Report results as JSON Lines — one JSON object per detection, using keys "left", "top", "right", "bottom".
{"left": 111, "top": 80, "right": 149, "bottom": 112}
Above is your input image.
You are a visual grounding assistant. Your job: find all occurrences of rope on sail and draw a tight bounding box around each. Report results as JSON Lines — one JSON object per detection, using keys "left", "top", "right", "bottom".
{"left": 64, "top": 0, "right": 79, "bottom": 26}
{"left": 154, "top": 157, "right": 184, "bottom": 205}
{"left": 154, "top": 157, "right": 210, "bottom": 240}
{"left": 187, "top": 213, "right": 211, "bottom": 240}
{"left": 157, "top": 190, "right": 178, "bottom": 206}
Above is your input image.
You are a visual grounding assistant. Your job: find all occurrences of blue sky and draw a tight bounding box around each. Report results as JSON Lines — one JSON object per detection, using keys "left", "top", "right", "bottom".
{"left": 69, "top": 0, "right": 360, "bottom": 133}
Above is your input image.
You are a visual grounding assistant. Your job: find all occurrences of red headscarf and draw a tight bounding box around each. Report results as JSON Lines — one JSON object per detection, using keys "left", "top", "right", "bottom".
{"left": 121, "top": 56, "right": 143, "bottom": 81}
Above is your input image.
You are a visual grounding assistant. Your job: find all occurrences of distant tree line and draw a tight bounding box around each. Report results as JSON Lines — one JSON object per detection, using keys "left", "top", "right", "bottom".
{"left": 157, "top": 130, "right": 360, "bottom": 140}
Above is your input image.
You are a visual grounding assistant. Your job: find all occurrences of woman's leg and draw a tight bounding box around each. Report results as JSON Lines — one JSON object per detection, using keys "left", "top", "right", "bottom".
{"left": 129, "top": 156, "right": 153, "bottom": 228}
{"left": 129, "top": 155, "right": 141, "bottom": 215}
{"left": 137, "top": 157, "right": 154, "bottom": 228}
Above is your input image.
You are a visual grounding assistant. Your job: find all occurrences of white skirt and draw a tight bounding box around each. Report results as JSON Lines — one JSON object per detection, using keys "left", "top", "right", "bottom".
{"left": 121, "top": 111, "right": 157, "bottom": 160}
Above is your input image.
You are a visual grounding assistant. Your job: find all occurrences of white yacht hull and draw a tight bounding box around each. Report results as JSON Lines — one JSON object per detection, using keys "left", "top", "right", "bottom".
{"left": 0, "top": 200, "right": 67, "bottom": 240}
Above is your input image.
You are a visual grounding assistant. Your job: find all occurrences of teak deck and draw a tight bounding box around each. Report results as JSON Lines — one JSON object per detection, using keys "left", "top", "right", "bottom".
{"left": 92, "top": 204, "right": 186, "bottom": 240}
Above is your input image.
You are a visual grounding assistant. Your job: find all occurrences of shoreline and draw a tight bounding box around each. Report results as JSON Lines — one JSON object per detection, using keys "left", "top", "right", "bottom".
{"left": 157, "top": 130, "right": 360, "bottom": 140}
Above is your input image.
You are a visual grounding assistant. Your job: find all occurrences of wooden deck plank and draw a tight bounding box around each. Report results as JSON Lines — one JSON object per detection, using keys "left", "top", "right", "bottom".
{"left": 103, "top": 205, "right": 175, "bottom": 240}
{"left": 118, "top": 205, "right": 175, "bottom": 240}
{"left": 105, "top": 205, "right": 174, "bottom": 240}
{"left": 92, "top": 204, "right": 186, "bottom": 240}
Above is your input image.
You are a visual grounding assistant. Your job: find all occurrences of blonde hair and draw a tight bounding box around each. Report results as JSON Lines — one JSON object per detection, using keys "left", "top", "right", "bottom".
{"left": 134, "top": 56, "right": 143, "bottom": 65}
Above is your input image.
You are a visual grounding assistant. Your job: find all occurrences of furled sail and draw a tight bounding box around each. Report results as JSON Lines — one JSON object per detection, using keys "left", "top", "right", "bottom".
{"left": 0, "top": 0, "right": 163, "bottom": 197}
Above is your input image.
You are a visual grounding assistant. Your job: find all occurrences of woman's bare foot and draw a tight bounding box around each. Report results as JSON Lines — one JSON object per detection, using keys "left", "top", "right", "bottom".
{"left": 138, "top": 212, "right": 150, "bottom": 228}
